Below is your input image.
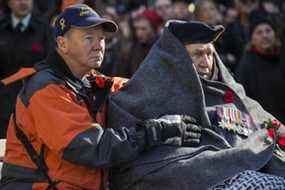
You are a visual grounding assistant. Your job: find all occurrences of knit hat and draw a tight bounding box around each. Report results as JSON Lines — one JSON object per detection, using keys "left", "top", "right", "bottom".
{"left": 249, "top": 10, "right": 276, "bottom": 38}
{"left": 140, "top": 9, "right": 163, "bottom": 32}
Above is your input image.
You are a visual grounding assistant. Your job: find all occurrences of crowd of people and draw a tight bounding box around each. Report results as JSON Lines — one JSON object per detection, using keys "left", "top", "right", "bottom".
{"left": 0, "top": 0, "right": 285, "bottom": 138}
{"left": 0, "top": 0, "right": 284, "bottom": 189}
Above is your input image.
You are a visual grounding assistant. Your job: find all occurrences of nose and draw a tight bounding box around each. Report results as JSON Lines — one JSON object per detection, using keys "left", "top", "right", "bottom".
{"left": 200, "top": 54, "right": 210, "bottom": 66}
{"left": 261, "top": 31, "right": 270, "bottom": 39}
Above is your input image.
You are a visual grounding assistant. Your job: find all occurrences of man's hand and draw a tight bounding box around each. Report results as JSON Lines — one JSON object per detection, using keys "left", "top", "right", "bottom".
{"left": 138, "top": 115, "right": 202, "bottom": 149}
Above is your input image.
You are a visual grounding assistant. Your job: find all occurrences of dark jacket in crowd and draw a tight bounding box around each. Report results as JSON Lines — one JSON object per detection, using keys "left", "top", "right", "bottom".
{"left": 222, "top": 19, "right": 250, "bottom": 72}
{"left": 235, "top": 47, "right": 285, "bottom": 123}
{"left": 99, "top": 36, "right": 127, "bottom": 77}
{"left": 0, "top": 13, "right": 52, "bottom": 138}
{"left": 121, "top": 38, "right": 156, "bottom": 78}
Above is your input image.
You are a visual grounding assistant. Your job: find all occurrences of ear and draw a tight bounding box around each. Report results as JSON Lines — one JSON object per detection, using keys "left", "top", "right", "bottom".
{"left": 56, "top": 36, "right": 68, "bottom": 54}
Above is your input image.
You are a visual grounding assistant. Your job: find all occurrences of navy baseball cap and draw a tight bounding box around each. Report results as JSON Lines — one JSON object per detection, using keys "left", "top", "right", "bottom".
{"left": 54, "top": 4, "right": 118, "bottom": 37}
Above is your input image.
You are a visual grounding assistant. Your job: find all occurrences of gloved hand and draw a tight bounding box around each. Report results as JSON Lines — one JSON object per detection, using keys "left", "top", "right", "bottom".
{"left": 137, "top": 115, "right": 202, "bottom": 149}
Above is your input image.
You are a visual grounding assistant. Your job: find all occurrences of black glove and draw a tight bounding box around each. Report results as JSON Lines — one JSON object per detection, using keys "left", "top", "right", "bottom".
{"left": 137, "top": 115, "right": 202, "bottom": 149}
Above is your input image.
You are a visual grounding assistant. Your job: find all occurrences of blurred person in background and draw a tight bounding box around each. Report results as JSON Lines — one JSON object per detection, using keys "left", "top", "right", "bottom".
{"left": 47, "top": 0, "right": 98, "bottom": 26}
{"left": 98, "top": 6, "right": 130, "bottom": 77}
{"left": 121, "top": 9, "right": 161, "bottom": 77}
{"left": 255, "top": 0, "right": 283, "bottom": 37}
{"left": 173, "top": 1, "right": 193, "bottom": 21}
{"left": 235, "top": 16, "right": 285, "bottom": 124}
{"left": 222, "top": 0, "right": 259, "bottom": 73}
{"left": 194, "top": 0, "right": 222, "bottom": 25}
{"left": 0, "top": 0, "right": 51, "bottom": 138}
{"left": 223, "top": 5, "right": 238, "bottom": 25}
{"left": 154, "top": 0, "right": 174, "bottom": 24}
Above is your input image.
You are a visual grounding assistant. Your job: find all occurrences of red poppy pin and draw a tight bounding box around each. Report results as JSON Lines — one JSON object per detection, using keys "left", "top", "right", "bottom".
{"left": 95, "top": 76, "right": 106, "bottom": 88}
{"left": 224, "top": 90, "right": 234, "bottom": 103}
{"left": 264, "top": 119, "right": 285, "bottom": 147}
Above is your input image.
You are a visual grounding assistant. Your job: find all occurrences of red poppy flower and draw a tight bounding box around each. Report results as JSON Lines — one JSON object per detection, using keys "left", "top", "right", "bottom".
{"left": 270, "top": 119, "right": 281, "bottom": 128}
{"left": 278, "top": 136, "right": 285, "bottom": 147}
{"left": 95, "top": 76, "right": 105, "bottom": 88}
{"left": 267, "top": 128, "right": 275, "bottom": 139}
{"left": 31, "top": 42, "right": 43, "bottom": 53}
{"left": 224, "top": 90, "right": 234, "bottom": 103}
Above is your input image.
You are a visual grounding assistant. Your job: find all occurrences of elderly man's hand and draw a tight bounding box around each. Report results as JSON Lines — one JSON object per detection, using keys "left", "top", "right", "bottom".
{"left": 139, "top": 115, "right": 202, "bottom": 148}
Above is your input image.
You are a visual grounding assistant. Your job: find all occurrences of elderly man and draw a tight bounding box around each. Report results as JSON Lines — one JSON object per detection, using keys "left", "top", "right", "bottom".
{"left": 108, "top": 20, "right": 285, "bottom": 189}
{"left": 0, "top": 5, "right": 201, "bottom": 190}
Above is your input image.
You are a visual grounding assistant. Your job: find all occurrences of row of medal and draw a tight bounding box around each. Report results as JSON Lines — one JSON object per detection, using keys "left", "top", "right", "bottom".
{"left": 216, "top": 106, "right": 253, "bottom": 137}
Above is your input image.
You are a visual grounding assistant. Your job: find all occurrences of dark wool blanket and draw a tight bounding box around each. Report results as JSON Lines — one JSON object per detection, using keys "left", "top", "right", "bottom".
{"left": 108, "top": 27, "right": 285, "bottom": 190}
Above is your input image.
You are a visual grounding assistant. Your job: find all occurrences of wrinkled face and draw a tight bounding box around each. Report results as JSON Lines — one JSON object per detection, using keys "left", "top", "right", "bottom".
{"left": 155, "top": 0, "right": 174, "bottom": 20}
{"left": 134, "top": 18, "right": 155, "bottom": 44}
{"left": 251, "top": 23, "right": 276, "bottom": 52}
{"left": 8, "top": 0, "right": 33, "bottom": 19}
{"left": 57, "top": 26, "right": 106, "bottom": 75}
{"left": 186, "top": 43, "right": 214, "bottom": 79}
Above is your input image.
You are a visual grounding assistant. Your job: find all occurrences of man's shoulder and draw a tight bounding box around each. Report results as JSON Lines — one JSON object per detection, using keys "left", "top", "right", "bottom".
{"left": 19, "top": 61, "right": 65, "bottom": 106}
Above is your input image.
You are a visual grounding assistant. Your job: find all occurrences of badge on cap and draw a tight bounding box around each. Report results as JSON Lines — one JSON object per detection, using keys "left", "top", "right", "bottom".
{"left": 60, "top": 18, "right": 66, "bottom": 31}
{"left": 80, "top": 6, "right": 92, "bottom": 17}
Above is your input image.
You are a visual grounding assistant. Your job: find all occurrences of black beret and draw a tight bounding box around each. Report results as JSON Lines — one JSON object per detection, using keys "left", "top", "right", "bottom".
{"left": 166, "top": 20, "right": 225, "bottom": 45}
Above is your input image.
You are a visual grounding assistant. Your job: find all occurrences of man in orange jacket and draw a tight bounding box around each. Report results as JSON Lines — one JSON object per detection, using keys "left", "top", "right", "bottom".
{"left": 0, "top": 4, "right": 202, "bottom": 190}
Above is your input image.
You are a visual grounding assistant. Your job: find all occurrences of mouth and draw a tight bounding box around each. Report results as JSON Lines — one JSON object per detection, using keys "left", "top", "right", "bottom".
{"left": 90, "top": 55, "right": 103, "bottom": 62}
{"left": 198, "top": 67, "right": 210, "bottom": 74}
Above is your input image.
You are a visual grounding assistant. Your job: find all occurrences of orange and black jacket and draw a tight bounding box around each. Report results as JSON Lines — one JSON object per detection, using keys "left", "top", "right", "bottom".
{"left": 1, "top": 50, "right": 141, "bottom": 189}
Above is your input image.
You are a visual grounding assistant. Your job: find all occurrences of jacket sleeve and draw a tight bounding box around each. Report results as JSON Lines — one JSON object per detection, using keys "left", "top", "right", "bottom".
{"left": 29, "top": 84, "right": 144, "bottom": 169}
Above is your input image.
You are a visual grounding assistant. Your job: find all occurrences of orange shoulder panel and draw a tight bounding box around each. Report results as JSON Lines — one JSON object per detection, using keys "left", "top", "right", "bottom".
{"left": 27, "top": 83, "right": 93, "bottom": 153}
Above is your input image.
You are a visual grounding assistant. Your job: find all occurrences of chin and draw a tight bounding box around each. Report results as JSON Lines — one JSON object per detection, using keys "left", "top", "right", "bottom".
{"left": 93, "top": 62, "right": 103, "bottom": 69}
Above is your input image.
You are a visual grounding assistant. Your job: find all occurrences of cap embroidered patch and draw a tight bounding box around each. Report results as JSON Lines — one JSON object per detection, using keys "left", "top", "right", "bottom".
{"left": 59, "top": 18, "right": 66, "bottom": 31}
{"left": 79, "top": 6, "right": 92, "bottom": 17}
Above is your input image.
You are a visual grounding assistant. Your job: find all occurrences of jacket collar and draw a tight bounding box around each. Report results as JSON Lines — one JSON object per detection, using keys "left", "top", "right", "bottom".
{"left": 47, "top": 50, "right": 82, "bottom": 84}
